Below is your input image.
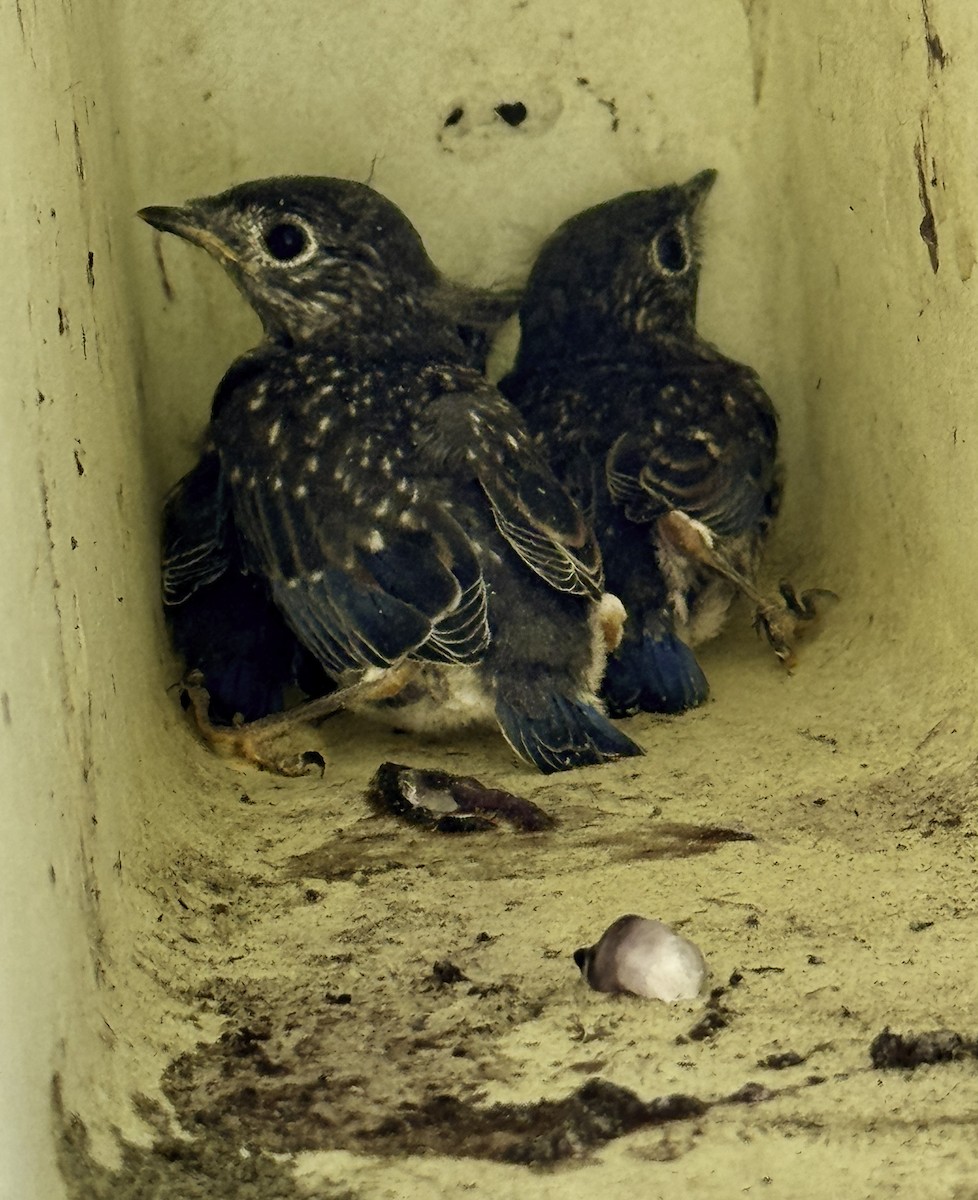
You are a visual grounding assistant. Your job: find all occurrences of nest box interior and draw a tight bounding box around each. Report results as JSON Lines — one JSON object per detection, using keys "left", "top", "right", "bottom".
{"left": 4, "top": 2, "right": 978, "bottom": 1196}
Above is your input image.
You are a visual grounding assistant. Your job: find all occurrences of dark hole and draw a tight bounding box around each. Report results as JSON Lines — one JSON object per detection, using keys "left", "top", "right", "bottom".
{"left": 444, "top": 106, "right": 464, "bottom": 127}
{"left": 495, "top": 101, "right": 528, "bottom": 127}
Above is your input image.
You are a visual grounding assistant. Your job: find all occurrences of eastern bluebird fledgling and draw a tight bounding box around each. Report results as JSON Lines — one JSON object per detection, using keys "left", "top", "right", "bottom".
{"left": 161, "top": 281, "right": 521, "bottom": 727}
{"left": 140, "top": 177, "right": 642, "bottom": 773}
{"left": 500, "top": 170, "right": 805, "bottom": 718}
{"left": 161, "top": 446, "right": 331, "bottom": 724}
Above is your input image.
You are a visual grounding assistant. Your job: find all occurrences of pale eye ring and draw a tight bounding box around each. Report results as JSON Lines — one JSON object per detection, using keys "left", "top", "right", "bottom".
{"left": 651, "top": 225, "right": 688, "bottom": 275}
{"left": 261, "top": 217, "right": 317, "bottom": 265}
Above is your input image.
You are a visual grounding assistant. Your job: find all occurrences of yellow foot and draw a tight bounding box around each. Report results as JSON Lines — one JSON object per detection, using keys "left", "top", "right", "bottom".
{"left": 180, "top": 662, "right": 419, "bottom": 776}
{"left": 657, "top": 511, "right": 837, "bottom": 672}
{"left": 181, "top": 677, "right": 327, "bottom": 775}
{"left": 753, "top": 582, "right": 839, "bottom": 671}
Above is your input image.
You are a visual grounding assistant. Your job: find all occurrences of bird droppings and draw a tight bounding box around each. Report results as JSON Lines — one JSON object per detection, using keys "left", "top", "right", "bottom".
{"left": 157, "top": 981, "right": 801, "bottom": 1164}
{"left": 55, "top": 1081, "right": 306, "bottom": 1200}
{"left": 57, "top": 1043, "right": 840, "bottom": 1190}
{"left": 680, "top": 973, "right": 742, "bottom": 1043}
{"left": 286, "top": 801, "right": 759, "bottom": 891}
{"left": 757, "top": 1050, "right": 809, "bottom": 1070}
{"left": 575, "top": 916, "right": 708, "bottom": 1002}
{"left": 626, "top": 821, "right": 756, "bottom": 857}
{"left": 869, "top": 1027, "right": 978, "bottom": 1069}
{"left": 430, "top": 959, "right": 469, "bottom": 986}
{"left": 366, "top": 761, "right": 557, "bottom": 833}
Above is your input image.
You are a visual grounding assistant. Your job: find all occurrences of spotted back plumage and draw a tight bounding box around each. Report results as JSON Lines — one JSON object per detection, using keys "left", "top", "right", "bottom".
{"left": 145, "top": 175, "right": 641, "bottom": 771}
{"left": 212, "top": 345, "right": 603, "bottom": 680}
{"left": 500, "top": 170, "right": 781, "bottom": 717}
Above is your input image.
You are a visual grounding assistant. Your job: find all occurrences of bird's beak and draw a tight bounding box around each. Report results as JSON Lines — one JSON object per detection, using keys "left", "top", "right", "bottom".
{"left": 137, "top": 205, "right": 240, "bottom": 266}
{"left": 684, "top": 169, "right": 718, "bottom": 208}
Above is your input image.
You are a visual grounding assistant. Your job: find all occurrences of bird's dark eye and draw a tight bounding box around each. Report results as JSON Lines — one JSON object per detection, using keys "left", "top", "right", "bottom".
{"left": 264, "top": 222, "right": 309, "bottom": 262}
{"left": 653, "top": 226, "right": 688, "bottom": 274}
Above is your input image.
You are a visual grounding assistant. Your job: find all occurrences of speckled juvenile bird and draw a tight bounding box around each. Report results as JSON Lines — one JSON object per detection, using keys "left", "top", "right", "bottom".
{"left": 500, "top": 169, "right": 795, "bottom": 718}
{"left": 140, "top": 176, "right": 642, "bottom": 773}
{"left": 161, "top": 278, "right": 521, "bottom": 727}
{"left": 161, "top": 447, "right": 331, "bottom": 725}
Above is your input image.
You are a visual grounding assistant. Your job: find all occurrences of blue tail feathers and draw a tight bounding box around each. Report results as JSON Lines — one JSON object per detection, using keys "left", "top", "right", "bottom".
{"left": 495, "top": 694, "right": 644, "bottom": 774}
{"left": 602, "top": 620, "right": 709, "bottom": 718}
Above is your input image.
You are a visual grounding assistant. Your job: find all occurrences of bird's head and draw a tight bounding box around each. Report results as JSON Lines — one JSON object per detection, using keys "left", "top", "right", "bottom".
{"left": 139, "top": 176, "right": 446, "bottom": 344}
{"left": 516, "top": 169, "right": 717, "bottom": 357}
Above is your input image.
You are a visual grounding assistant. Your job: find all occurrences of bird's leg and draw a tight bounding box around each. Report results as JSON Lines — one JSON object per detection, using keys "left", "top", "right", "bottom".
{"left": 656, "top": 511, "right": 835, "bottom": 670}
{"left": 181, "top": 664, "right": 417, "bottom": 775}
{"left": 656, "top": 511, "right": 767, "bottom": 603}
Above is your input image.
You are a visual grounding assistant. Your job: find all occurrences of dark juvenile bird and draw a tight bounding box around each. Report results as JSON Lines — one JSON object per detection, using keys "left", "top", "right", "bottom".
{"left": 161, "top": 279, "right": 521, "bottom": 726}
{"left": 140, "top": 176, "right": 642, "bottom": 773}
{"left": 161, "top": 447, "right": 329, "bottom": 725}
{"left": 500, "top": 170, "right": 811, "bottom": 718}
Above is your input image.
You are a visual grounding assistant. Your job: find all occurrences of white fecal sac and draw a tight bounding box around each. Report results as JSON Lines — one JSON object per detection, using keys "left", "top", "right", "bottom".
{"left": 575, "top": 914, "right": 708, "bottom": 1003}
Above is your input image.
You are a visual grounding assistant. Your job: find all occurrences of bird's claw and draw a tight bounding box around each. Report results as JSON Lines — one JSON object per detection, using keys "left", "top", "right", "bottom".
{"left": 178, "top": 663, "right": 420, "bottom": 775}
{"left": 264, "top": 749, "right": 327, "bottom": 778}
{"left": 752, "top": 582, "right": 838, "bottom": 671}
{"left": 779, "top": 581, "right": 839, "bottom": 620}
{"left": 752, "top": 604, "right": 798, "bottom": 669}
{"left": 180, "top": 673, "right": 327, "bottom": 776}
